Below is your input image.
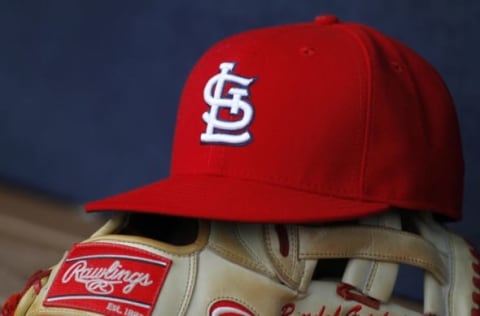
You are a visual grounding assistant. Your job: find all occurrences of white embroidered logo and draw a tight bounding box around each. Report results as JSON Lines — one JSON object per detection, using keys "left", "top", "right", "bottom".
{"left": 201, "top": 62, "right": 255, "bottom": 145}
{"left": 62, "top": 260, "right": 153, "bottom": 295}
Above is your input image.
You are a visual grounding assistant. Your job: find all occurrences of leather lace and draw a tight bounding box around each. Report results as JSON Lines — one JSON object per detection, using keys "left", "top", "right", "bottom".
{"left": 1, "top": 269, "right": 51, "bottom": 316}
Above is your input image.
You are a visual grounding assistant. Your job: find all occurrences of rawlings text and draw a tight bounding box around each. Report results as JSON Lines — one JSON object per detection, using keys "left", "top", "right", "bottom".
{"left": 62, "top": 260, "right": 154, "bottom": 295}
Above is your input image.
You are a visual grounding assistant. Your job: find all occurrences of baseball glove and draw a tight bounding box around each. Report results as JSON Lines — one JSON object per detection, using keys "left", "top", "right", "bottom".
{"left": 2, "top": 210, "right": 479, "bottom": 316}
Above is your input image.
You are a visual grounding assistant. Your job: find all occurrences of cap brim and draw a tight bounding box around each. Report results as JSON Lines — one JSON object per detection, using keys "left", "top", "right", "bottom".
{"left": 85, "top": 175, "right": 389, "bottom": 223}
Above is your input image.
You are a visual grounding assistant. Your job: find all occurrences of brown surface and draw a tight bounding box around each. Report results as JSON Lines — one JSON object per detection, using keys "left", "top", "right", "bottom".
{"left": 0, "top": 186, "right": 104, "bottom": 304}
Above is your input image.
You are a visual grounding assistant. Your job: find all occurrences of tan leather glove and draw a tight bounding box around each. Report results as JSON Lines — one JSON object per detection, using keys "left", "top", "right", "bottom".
{"left": 2, "top": 211, "right": 479, "bottom": 316}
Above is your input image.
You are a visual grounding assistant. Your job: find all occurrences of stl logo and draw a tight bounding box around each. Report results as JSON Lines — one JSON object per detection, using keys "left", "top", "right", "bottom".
{"left": 209, "top": 300, "right": 255, "bottom": 316}
{"left": 201, "top": 62, "right": 255, "bottom": 145}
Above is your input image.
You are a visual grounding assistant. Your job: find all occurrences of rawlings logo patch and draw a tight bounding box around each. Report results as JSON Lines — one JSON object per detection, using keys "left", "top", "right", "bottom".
{"left": 44, "top": 242, "right": 171, "bottom": 316}
{"left": 201, "top": 62, "right": 256, "bottom": 146}
{"left": 209, "top": 300, "right": 255, "bottom": 316}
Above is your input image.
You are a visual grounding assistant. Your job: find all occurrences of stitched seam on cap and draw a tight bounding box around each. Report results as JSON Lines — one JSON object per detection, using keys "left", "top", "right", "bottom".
{"left": 337, "top": 25, "right": 373, "bottom": 198}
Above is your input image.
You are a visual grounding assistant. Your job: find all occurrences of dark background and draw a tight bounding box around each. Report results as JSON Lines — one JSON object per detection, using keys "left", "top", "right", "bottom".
{"left": 0, "top": 1, "right": 478, "bottom": 239}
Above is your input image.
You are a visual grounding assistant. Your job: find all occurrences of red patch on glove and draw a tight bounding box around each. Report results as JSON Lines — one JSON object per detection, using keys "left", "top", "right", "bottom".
{"left": 44, "top": 242, "right": 171, "bottom": 316}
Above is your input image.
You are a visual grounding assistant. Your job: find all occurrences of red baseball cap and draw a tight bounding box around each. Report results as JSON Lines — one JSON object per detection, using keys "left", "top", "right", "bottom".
{"left": 86, "top": 15, "right": 464, "bottom": 222}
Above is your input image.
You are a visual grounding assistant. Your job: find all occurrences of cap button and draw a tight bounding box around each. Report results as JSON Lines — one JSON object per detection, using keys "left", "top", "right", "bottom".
{"left": 314, "top": 15, "right": 339, "bottom": 25}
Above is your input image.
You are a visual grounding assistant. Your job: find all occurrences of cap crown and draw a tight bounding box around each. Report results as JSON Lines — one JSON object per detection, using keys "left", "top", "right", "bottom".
{"left": 86, "top": 17, "right": 464, "bottom": 222}
{"left": 172, "top": 19, "right": 463, "bottom": 219}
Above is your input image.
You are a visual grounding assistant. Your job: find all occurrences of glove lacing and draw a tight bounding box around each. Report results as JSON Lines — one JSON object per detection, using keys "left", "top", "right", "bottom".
{"left": 1, "top": 269, "right": 51, "bottom": 316}
{"left": 470, "top": 246, "right": 480, "bottom": 316}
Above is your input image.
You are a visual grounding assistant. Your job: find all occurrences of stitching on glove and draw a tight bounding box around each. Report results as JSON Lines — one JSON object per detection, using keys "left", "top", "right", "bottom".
{"left": 176, "top": 254, "right": 197, "bottom": 316}
{"left": 89, "top": 220, "right": 210, "bottom": 256}
{"left": 265, "top": 225, "right": 305, "bottom": 288}
{"left": 265, "top": 224, "right": 296, "bottom": 286}
{"left": 208, "top": 241, "right": 271, "bottom": 276}
{"left": 234, "top": 225, "right": 271, "bottom": 274}
{"left": 470, "top": 246, "right": 480, "bottom": 316}
{"left": 299, "top": 225, "right": 447, "bottom": 283}
{"left": 274, "top": 224, "right": 289, "bottom": 257}
{"left": 1, "top": 269, "right": 51, "bottom": 316}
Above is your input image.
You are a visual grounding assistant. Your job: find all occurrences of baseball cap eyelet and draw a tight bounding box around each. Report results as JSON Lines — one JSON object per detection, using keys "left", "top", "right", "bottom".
{"left": 391, "top": 61, "right": 404, "bottom": 72}
{"left": 300, "top": 46, "right": 316, "bottom": 57}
